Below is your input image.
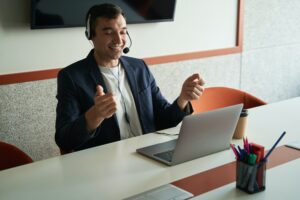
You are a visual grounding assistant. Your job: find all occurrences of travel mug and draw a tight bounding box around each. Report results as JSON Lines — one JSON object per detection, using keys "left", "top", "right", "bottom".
{"left": 233, "top": 109, "right": 248, "bottom": 139}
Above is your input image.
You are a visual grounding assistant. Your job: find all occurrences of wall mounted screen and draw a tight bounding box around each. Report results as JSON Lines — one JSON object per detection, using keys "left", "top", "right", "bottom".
{"left": 31, "top": 0, "right": 177, "bottom": 29}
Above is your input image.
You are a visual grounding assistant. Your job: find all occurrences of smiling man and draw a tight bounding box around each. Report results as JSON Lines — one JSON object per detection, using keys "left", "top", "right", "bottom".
{"left": 55, "top": 3, "right": 205, "bottom": 153}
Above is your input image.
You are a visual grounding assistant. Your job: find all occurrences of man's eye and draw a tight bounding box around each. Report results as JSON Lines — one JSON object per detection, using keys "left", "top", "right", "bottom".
{"left": 104, "top": 31, "right": 113, "bottom": 35}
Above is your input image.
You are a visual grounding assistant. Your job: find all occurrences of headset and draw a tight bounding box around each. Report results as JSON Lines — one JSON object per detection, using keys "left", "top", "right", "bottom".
{"left": 85, "top": 14, "right": 92, "bottom": 40}
{"left": 85, "top": 13, "right": 132, "bottom": 54}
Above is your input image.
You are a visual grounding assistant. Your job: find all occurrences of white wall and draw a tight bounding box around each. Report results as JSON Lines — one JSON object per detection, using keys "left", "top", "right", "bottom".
{"left": 0, "top": 0, "right": 238, "bottom": 74}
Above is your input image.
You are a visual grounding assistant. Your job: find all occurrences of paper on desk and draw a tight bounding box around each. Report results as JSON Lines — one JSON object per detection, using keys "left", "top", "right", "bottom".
{"left": 123, "top": 184, "right": 193, "bottom": 200}
{"left": 156, "top": 123, "right": 181, "bottom": 135}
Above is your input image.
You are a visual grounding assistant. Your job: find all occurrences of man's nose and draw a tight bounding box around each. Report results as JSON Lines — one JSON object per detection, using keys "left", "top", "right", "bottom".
{"left": 113, "top": 33, "right": 122, "bottom": 44}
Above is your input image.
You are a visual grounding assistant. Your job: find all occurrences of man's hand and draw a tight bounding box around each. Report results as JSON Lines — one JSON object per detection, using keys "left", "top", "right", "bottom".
{"left": 94, "top": 85, "right": 117, "bottom": 119}
{"left": 85, "top": 85, "right": 117, "bottom": 132}
{"left": 177, "top": 73, "right": 205, "bottom": 110}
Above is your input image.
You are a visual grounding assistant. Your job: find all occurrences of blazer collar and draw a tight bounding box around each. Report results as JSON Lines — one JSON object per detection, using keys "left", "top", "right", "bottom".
{"left": 86, "top": 50, "right": 138, "bottom": 99}
{"left": 87, "top": 49, "right": 109, "bottom": 94}
{"left": 86, "top": 50, "right": 142, "bottom": 128}
{"left": 86, "top": 49, "right": 120, "bottom": 133}
{"left": 119, "top": 57, "right": 144, "bottom": 133}
{"left": 119, "top": 57, "right": 139, "bottom": 105}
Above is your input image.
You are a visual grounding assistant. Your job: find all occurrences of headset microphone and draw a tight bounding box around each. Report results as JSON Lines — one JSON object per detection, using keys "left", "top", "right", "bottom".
{"left": 123, "top": 47, "right": 130, "bottom": 54}
{"left": 123, "top": 31, "right": 132, "bottom": 54}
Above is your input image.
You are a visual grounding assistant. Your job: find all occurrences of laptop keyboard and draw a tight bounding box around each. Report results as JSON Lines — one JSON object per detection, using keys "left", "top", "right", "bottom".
{"left": 154, "top": 150, "right": 174, "bottom": 162}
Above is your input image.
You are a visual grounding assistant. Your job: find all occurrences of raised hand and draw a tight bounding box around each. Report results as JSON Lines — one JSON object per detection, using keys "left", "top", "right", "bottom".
{"left": 85, "top": 85, "right": 117, "bottom": 132}
{"left": 177, "top": 73, "right": 205, "bottom": 110}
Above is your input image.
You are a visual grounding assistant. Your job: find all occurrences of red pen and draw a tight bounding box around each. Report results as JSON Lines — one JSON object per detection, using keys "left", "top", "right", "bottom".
{"left": 243, "top": 137, "right": 250, "bottom": 154}
{"left": 230, "top": 144, "right": 240, "bottom": 160}
{"left": 250, "top": 142, "right": 264, "bottom": 163}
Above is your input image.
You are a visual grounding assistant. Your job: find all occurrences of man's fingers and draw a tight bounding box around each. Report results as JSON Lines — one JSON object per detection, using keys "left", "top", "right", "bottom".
{"left": 185, "top": 82, "right": 204, "bottom": 91}
{"left": 186, "top": 73, "right": 205, "bottom": 86}
{"left": 192, "top": 86, "right": 205, "bottom": 96}
{"left": 94, "top": 93, "right": 115, "bottom": 107}
{"left": 183, "top": 84, "right": 205, "bottom": 99}
{"left": 198, "top": 77, "right": 205, "bottom": 86}
{"left": 186, "top": 73, "right": 200, "bottom": 82}
{"left": 96, "top": 85, "right": 104, "bottom": 96}
{"left": 191, "top": 76, "right": 205, "bottom": 86}
{"left": 95, "top": 99, "right": 117, "bottom": 119}
{"left": 105, "top": 107, "right": 118, "bottom": 118}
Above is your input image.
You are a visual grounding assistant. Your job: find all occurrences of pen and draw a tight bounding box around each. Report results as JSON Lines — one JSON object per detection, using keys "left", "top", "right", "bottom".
{"left": 247, "top": 153, "right": 257, "bottom": 165}
{"left": 250, "top": 142, "right": 264, "bottom": 163}
{"left": 230, "top": 144, "right": 240, "bottom": 159}
{"left": 249, "top": 143, "right": 253, "bottom": 154}
{"left": 243, "top": 137, "right": 249, "bottom": 154}
{"left": 262, "top": 131, "right": 286, "bottom": 162}
{"left": 246, "top": 137, "right": 250, "bottom": 153}
{"left": 237, "top": 145, "right": 247, "bottom": 161}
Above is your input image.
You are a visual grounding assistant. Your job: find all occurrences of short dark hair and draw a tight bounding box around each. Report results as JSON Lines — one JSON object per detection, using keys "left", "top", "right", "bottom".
{"left": 85, "top": 3, "right": 125, "bottom": 39}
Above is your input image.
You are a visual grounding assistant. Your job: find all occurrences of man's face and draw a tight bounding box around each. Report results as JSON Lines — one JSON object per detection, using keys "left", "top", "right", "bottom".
{"left": 92, "top": 14, "right": 127, "bottom": 65}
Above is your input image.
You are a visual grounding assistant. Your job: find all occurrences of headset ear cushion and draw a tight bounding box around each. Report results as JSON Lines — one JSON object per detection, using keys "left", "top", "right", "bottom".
{"left": 85, "top": 30, "right": 89, "bottom": 40}
{"left": 85, "top": 14, "right": 91, "bottom": 40}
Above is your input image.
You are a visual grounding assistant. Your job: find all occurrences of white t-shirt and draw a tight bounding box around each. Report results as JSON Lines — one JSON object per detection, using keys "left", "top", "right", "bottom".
{"left": 99, "top": 63, "right": 143, "bottom": 139}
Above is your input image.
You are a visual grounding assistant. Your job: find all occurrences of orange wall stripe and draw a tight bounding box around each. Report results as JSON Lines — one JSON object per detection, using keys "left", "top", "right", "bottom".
{"left": 0, "top": 47, "right": 240, "bottom": 85}
{"left": 144, "top": 47, "right": 241, "bottom": 65}
{"left": 0, "top": 0, "right": 243, "bottom": 85}
{"left": 172, "top": 146, "right": 300, "bottom": 197}
{"left": 0, "top": 68, "right": 61, "bottom": 85}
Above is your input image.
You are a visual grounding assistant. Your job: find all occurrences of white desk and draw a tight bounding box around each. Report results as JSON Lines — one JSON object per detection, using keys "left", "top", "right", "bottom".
{"left": 0, "top": 97, "right": 299, "bottom": 200}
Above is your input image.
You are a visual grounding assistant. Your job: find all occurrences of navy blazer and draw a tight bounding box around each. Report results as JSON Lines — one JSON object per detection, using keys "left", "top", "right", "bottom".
{"left": 55, "top": 50, "right": 190, "bottom": 151}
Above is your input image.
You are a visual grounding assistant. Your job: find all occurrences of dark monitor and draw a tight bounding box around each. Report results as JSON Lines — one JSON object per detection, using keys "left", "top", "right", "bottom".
{"left": 31, "top": 0, "right": 177, "bottom": 29}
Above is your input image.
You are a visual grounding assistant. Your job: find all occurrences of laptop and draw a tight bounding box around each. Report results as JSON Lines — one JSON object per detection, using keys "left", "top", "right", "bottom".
{"left": 136, "top": 104, "right": 243, "bottom": 166}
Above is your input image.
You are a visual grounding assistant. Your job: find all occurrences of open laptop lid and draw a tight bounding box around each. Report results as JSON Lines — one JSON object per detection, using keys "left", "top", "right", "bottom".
{"left": 171, "top": 103, "right": 243, "bottom": 165}
{"left": 137, "top": 104, "right": 243, "bottom": 166}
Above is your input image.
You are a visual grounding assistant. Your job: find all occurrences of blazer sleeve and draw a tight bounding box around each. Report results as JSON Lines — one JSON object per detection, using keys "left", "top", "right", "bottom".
{"left": 143, "top": 62, "right": 191, "bottom": 131}
{"left": 55, "top": 69, "right": 94, "bottom": 151}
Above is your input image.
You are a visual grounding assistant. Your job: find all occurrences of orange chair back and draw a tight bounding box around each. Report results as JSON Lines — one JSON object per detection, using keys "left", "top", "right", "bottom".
{"left": 191, "top": 87, "right": 266, "bottom": 113}
{"left": 0, "top": 141, "right": 33, "bottom": 170}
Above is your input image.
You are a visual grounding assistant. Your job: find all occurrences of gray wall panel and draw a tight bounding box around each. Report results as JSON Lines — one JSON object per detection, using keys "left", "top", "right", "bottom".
{"left": 150, "top": 54, "right": 241, "bottom": 101}
{"left": 244, "top": 0, "right": 300, "bottom": 50}
{"left": 0, "top": 79, "right": 59, "bottom": 160}
{"left": 241, "top": 44, "right": 300, "bottom": 102}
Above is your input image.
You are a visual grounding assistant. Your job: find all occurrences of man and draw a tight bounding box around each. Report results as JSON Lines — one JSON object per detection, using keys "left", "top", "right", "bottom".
{"left": 55, "top": 3, "right": 205, "bottom": 153}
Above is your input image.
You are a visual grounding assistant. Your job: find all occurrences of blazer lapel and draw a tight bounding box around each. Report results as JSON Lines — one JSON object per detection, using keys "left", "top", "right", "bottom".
{"left": 87, "top": 50, "right": 120, "bottom": 133}
{"left": 120, "top": 57, "right": 145, "bottom": 133}
{"left": 120, "top": 57, "right": 140, "bottom": 108}
{"left": 87, "top": 51, "right": 109, "bottom": 94}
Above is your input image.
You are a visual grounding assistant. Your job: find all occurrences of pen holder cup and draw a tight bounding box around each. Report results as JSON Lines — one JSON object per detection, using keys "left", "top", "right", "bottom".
{"left": 233, "top": 109, "right": 248, "bottom": 139}
{"left": 236, "top": 160, "right": 266, "bottom": 194}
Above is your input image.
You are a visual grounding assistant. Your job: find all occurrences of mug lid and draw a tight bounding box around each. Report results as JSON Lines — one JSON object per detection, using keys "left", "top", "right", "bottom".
{"left": 240, "top": 109, "right": 248, "bottom": 117}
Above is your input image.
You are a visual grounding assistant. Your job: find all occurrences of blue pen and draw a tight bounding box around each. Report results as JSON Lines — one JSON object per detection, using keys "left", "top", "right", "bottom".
{"left": 262, "top": 131, "right": 286, "bottom": 162}
{"left": 237, "top": 145, "right": 247, "bottom": 161}
{"left": 249, "top": 143, "right": 253, "bottom": 154}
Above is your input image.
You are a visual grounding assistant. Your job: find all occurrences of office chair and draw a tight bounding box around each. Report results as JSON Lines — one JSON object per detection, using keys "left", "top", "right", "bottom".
{"left": 191, "top": 87, "right": 267, "bottom": 113}
{"left": 0, "top": 140, "right": 33, "bottom": 170}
